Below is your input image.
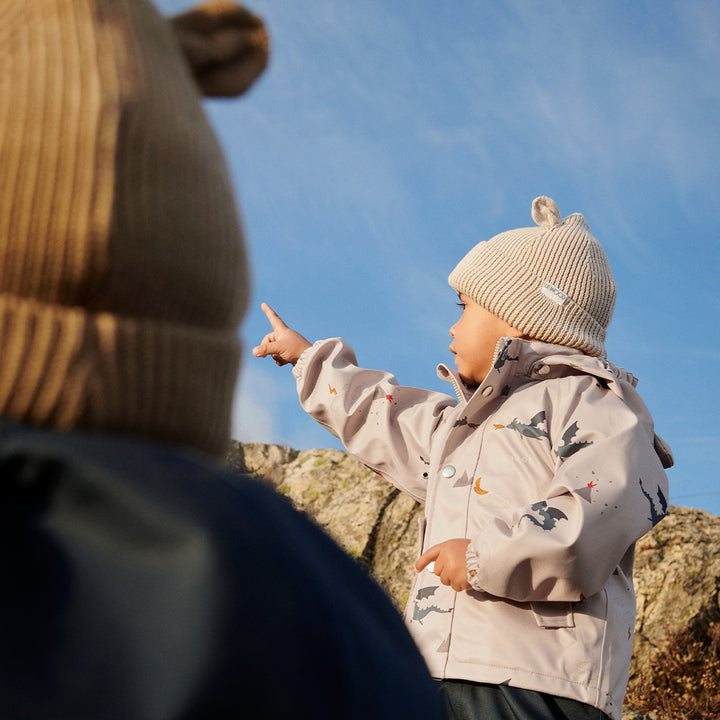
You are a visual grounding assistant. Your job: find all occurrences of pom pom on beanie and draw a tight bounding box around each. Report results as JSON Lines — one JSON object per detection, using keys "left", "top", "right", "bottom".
{"left": 449, "top": 197, "right": 616, "bottom": 357}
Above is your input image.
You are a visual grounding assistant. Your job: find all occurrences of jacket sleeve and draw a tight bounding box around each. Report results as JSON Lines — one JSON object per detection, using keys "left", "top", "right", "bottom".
{"left": 293, "top": 338, "right": 457, "bottom": 503}
{"left": 465, "top": 375, "right": 670, "bottom": 603}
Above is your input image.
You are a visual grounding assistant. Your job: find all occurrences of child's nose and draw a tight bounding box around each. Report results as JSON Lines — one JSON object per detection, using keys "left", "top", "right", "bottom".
{"left": 449, "top": 324, "right": 456, "bottom": 338}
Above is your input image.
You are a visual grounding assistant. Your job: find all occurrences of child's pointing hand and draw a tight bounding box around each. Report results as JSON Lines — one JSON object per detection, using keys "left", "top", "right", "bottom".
{"left": 253, "top": 303, "right": 312, "bottom": 367}
{"left": 415, "top": 539, "right": 472, "bottom": 592}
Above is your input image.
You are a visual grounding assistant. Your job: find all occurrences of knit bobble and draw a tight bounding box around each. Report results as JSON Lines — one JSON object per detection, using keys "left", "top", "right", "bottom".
{"left": 531, "top": 196, "right": 562, "bottom": 228}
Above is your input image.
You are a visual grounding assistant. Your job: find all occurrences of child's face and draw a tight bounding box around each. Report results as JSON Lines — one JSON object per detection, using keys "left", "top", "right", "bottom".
{"left": 449, "top": 294, "right": 524, "bottom": 386}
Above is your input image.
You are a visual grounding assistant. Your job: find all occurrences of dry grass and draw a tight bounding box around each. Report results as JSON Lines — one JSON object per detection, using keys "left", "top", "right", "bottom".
{"left": 625, "top": 621, "right": 720, "bottom": 719}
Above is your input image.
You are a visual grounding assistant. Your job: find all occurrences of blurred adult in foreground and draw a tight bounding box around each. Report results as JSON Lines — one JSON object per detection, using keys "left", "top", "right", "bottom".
{"left": 0, "top": 2, "right": 445, "bottom": 718}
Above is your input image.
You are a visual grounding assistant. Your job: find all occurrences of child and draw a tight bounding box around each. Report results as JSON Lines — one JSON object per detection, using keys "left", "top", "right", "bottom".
{"left": 254, "top": 196, "right": 673, "bottom": 720}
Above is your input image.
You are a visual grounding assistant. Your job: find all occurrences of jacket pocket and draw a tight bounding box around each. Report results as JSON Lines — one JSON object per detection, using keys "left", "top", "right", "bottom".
{"left": 530, "top": 601, "right": 575, "bottom": 628}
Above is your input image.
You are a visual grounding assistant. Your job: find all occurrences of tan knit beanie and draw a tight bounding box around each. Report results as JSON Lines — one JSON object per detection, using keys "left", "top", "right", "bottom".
{"left": 0, "top": 0, "right": 268, "bottom": 456}
{"left": 449, "top": 197, "right": 616, "bottom": 357}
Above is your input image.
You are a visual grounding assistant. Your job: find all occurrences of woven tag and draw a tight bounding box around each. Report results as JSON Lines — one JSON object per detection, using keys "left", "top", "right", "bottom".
{"left": 541, "top": 281, "right": 569, "bottom": 306}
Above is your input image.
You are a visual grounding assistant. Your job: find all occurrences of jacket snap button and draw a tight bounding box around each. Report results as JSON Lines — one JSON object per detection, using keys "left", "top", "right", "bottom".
{"left": 441, "top": 464, "right": 456, "bottom": 478}
{"left": 482, "top": 386, "right": 494, "bottom": 397}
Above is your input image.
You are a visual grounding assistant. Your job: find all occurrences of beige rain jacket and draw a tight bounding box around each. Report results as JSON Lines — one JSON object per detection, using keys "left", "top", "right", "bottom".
{"left": 293, "top": 336, "right": 672, "bottom": 720}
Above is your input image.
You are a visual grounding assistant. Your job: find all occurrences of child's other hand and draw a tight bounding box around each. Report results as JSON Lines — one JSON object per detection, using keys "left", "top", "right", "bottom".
{"left": 253, "top": 303, "right": 312, "bottom": 367}
{"left": 415, "top": 539, "right": 472, "bottom": 592}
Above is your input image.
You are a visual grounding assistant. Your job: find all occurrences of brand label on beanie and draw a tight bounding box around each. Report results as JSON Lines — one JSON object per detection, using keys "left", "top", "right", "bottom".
{"left": 541, "top": 281, "right": 569, "bottom": 306}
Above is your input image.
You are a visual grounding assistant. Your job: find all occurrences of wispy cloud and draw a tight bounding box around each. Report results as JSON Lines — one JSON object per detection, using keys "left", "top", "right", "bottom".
{"left": 231, "top": 364, "right": 279, "bottom": 443}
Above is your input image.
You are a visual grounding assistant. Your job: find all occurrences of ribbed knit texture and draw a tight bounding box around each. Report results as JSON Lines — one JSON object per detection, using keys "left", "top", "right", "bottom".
{"left": 449, "top": 197, "right": 616, "bottom": 357}
{"left": 0, "top": 0, "right": 248, "bottom": 456}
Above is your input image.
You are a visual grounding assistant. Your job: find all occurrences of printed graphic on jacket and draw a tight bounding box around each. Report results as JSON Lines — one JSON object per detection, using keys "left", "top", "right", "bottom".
{"left": 419, "top": 455, "right": 430, "bottom": 483}
{"left": 555, "top": 421, "right": 593, "bottom": 461}
{"left": 412, "top": 585, "right": 452, "bottom": 625}
{"left": 494, "top": 411, "right": 548, "bottom": 439}
{"left": 493, "top": 339, "right": 519, "bottom": 371}
{"left": 453, "top": 472, "right": 472, "bottom": 488}
{"left": 522, "top": 501, "right": 568, "bottom": 531}
{"left": 473, "top": 477, "right": 489, "bottom": 495}
{"left": 639, "top": 478, "right": 668, "bottom": 526}
{"left": 453, "top": 416, "right": 479, "bottom": 429}
{"left": 573, "top": 472, "right": 599, "bottom": 503}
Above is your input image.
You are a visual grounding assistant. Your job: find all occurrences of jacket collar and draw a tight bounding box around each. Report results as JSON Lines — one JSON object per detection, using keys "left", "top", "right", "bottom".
{"left": 437, "top": 337, "right": 633, "bottom": 406}
{"left": 437, "top": 338, "right": 674, "bottom": 470}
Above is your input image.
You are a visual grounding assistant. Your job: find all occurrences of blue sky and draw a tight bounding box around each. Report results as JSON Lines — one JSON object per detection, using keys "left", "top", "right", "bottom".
{"left": 158, "top": 1, "right": 719, "bottom": 516}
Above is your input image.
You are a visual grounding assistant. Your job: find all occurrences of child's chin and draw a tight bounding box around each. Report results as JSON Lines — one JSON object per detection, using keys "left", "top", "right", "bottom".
{"left": 458, "top": 371, "right": 478, "bottom": 389}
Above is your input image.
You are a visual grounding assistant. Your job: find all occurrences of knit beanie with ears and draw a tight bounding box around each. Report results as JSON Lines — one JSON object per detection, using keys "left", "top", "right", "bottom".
{"left": 0, "top": 0, "right": 268, "bottom": 456}
{"left": 449, "top": 196, "right": 616, "bottom": 358}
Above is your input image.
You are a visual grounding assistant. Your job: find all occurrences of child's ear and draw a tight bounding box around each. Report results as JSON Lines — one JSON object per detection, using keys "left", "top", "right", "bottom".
{"left": 170, "top": 1, "right": 269, "bottom": 97}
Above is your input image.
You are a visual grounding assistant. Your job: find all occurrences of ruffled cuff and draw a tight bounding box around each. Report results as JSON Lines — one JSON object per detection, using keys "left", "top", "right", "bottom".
{"left": 292, "top": 338, "right": 337, "bottom": 381}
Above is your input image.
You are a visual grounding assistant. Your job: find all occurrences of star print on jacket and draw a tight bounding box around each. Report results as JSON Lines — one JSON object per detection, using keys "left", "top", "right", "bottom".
{"left": 521, "top": 501, "right": 568, "bottom": 531}
{"left": 494, "top": 411, "right": 548, "bottom": 439}
{"left": 555, "top": 421, "right": 593, "bottom": 461}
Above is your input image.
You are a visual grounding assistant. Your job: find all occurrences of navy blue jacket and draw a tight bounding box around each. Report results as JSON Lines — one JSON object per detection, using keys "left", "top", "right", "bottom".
{"left": 1, "top": 421, "right": 443, "bottom": 719}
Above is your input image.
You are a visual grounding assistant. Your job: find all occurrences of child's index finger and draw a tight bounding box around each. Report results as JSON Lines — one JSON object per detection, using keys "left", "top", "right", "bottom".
{"left": 260, "top": 302, "right": 288, "bottom": 331}
{"left": 415, "top": 545, "right": 440, "bottom": 573}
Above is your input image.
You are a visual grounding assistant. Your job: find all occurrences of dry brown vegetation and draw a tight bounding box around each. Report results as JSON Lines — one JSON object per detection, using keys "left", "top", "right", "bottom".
{"left": 625, "top": 621, "right": 720, "bottom": 719}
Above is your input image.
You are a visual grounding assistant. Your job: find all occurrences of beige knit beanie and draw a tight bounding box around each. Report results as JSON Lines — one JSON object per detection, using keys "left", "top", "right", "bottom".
{"left": 0, "top": 0, "right": 268, "bottom": 455}
{"left": 449, "top": 197, "right": 616, "bottom": 357}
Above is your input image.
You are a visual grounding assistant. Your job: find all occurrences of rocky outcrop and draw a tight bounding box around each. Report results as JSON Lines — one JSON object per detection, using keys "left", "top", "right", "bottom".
{"left": 632, "top": 506, "right": 720, "bottom": 674}
{"left": 226, "top": 442, "right": 422, "bottom": 605}
{"left": 625, "top": 507, "right": 720, "bottom": 718}
{"left": 226, "top": 442, "right": 720, "bottom": 719}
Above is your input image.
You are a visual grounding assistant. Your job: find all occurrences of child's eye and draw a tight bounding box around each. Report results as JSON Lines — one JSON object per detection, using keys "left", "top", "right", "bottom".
{"left": 456, "top": 303, "right": 466, "bottom": 310}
